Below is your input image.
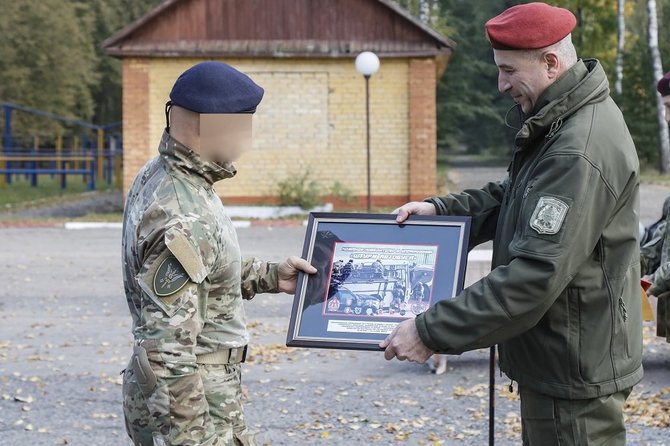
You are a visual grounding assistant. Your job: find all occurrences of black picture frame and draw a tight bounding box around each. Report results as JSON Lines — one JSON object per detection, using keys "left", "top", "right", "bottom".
{"left": 286, "top": 213, "right": 471, "bottom": 351}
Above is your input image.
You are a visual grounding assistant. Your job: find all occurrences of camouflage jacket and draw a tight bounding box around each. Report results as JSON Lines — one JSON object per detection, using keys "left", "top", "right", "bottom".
{"left": 121, "top": 131, "right": 278, "bottom": 443}
{"left": 641, "top": 220, "right": 670, "bottom": 295}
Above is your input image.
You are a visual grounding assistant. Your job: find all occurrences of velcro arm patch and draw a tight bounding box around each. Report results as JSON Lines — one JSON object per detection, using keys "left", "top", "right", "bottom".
{"left": 165, "top": 229, "right": 208, "bottom": 284}
{"left": 136, "top": 249, "right": 195, "bottom": 315}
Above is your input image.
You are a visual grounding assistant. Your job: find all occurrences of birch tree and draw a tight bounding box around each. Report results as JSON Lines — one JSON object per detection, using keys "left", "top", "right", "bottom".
{"left": 615, "top": 0, "right": 626, "bottom": 95}
{"left": 647, "top": 0, "right": 670, "bottom": 173}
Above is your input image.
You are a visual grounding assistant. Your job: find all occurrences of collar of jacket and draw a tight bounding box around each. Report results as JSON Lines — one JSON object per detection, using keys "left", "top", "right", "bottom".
{"left": 515, "top": 59, "right": 610, "bottom": 150}
{"left": 158, "top": 130, "right": 237, "bottom": 186}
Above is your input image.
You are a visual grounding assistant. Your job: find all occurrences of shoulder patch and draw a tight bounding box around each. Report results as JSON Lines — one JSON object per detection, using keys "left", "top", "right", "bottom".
{"left": 153, "top": 255, "right": 190, "bottom": 297}
{"left": 165, "top": 230, "right": 208, "bottom": 284}
{"left": 530, "top": 196, "right": 569, "bottom": 235}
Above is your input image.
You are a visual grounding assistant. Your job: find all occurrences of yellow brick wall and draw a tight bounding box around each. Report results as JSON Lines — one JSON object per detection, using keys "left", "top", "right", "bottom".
{"left": 124, "top": 57, "right": 418, "bottom": 203}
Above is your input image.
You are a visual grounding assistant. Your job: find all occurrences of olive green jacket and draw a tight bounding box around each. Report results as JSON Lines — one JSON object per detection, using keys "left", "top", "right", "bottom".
{"left": 417, "top": 60, "right": 643, "bottom": 399}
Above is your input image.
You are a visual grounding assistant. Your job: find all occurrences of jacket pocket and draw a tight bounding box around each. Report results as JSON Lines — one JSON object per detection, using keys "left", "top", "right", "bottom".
{"left": 577, "top": 284, "right": 617, "bottom": 383}
{"left": 132, "top": 345, "right": 157, "bottom": 395}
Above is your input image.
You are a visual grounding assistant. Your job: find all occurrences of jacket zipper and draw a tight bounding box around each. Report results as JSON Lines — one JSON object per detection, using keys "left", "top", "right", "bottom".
{"left": 546, "top": 117, "right": 564, "bottom": 139}
{"left": 618, "top": 297, "right": 628, "bottom": 322}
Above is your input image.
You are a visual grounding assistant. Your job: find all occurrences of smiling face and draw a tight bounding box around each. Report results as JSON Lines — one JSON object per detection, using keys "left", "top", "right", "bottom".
{"left": 494, "top": 49, "right": 558, "bottom": 114}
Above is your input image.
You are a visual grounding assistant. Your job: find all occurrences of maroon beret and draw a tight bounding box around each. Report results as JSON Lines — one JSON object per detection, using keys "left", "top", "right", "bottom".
{"left": 486, "top": 2, "right": 577, "bottom": 50}
{"left": 657, "top": 71, "right": 670, "bottom": 97}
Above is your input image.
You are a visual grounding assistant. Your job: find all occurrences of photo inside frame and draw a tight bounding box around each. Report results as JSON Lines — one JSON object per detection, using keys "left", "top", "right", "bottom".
{"left": 323, "top": 242, "right": 438, "bottom": 318}
{"left": 286, "top": 214, "right": 471, "bottom": 350}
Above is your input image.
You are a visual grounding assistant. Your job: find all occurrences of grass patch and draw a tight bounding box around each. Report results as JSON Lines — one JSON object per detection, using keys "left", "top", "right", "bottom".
{"left": 66, "top": 212, "right": 124, "bottom": 222}
{"left": 640, "top": 170, "right": 670, "bottom": 184}
{"left": 437, "top": 161, "right": 450, "bottom": 194}
{"left": 0, "top": 175, "right": 117, "bottom": 210}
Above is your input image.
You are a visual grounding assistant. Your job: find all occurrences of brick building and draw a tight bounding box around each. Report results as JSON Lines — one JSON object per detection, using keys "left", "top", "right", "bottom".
{"left": 103, "top": 0, "right": 454, "bottom": 206}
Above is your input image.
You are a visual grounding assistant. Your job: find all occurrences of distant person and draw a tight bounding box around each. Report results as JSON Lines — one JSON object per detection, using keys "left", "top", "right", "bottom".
{"left": 638, "top": 72, "right": 670, "bottom": 343}
{"left": 372, "top": 259, "right": 385, "bottom": 278}
{"left": 641, "top": 196, "right": 670, "bottom": 246}
{"left": 640, "top": 213, "right": 670, "bottom": 342}
{"left": 340, "top": 259, "right": 354, "bottom": 282}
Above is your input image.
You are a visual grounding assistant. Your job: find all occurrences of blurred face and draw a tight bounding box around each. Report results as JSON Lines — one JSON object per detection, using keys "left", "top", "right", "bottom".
{"left": 200, "top": 114, "right": 253, "bottom": 164}
{"left": 663, "top": 96, "right": 670, "bottom": 124}
{"left": 494, "top": 49, "right": 556, "bottom": 114}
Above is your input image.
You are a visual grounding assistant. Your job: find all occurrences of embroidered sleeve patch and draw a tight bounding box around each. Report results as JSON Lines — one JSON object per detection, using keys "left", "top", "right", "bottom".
{"left": 153, "top": 255, "right": 190, "bottom": 297}
{"left": 530, "top": 197, "right": 569, "bottom": 235}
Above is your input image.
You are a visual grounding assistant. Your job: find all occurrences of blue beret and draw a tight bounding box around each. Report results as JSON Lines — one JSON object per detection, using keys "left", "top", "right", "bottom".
{"left": 169, "top": 61, "right": 264, "bottom": 113}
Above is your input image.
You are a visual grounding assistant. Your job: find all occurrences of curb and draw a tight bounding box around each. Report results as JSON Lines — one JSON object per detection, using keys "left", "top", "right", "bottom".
{"left": 0, "top": 219, "right": 309, "bottom": 230}
{"left": 61, "top": 220, "right": 308, "bottom": 230}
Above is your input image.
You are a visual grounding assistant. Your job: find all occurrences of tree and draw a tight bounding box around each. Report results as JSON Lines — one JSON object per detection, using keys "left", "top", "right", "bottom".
{"left": 0, "top": 0, "right": 98, "bottom": 136}
{"left": 0, "top": 0, "right": 161, "bottom": 140}
{"left": 70, "top": 0, "right": 163, "bottom": 125}
{"left": 616, "top": 0, "right": 626, "bottom": 95}
{"left": 646, "top": 0, "right": 670, "bottom": 172}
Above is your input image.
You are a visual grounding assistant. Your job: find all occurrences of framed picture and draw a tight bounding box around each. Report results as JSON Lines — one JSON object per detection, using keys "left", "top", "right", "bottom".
{"left": 286, "top": 213, "right": 471, "bottom": 350}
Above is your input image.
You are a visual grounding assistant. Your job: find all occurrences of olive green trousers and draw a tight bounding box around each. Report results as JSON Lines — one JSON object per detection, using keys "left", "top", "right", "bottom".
{"left": 520, "top": 386, "right": 632, "bottom": 446}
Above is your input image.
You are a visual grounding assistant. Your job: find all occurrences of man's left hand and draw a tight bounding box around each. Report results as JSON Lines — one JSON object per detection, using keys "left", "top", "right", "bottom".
{"left": 278, "top": 256, "right": 317, "bottom": 294}
{"left": 380, "top": 319, "right": 434, "bottom": 363}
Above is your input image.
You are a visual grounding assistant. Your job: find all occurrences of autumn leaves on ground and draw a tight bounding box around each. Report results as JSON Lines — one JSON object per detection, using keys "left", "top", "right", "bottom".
{"left": 0, "top": 223, "right": 668, "bottom": 445}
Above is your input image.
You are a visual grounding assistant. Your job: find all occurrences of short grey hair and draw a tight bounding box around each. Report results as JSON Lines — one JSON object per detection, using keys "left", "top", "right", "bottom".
{"left": 526, "top": 34, "right": 578, "bottom": 68}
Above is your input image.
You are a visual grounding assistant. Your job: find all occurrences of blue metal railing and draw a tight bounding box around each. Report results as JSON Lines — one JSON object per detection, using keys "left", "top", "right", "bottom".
{"left": 1, "top": 103, "right": 123, "bottom": 189}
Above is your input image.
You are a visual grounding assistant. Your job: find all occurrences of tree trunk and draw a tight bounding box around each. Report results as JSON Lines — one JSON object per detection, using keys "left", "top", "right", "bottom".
{"left": 647, "top": 0, "right": 670, "bottom": 173}
{"left": 419, "top": 0, "right": 436, "bottom": 25}
{"left": 615, "top": 0, "right": 625, "bottom": 96}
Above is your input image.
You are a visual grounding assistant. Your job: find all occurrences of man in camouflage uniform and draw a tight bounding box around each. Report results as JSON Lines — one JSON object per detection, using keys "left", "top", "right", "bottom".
{"left": 121, "top": 61, "right": 316, "bottom": 446}
{"left": 641, "top": 197, "right": 670, "bottom": 342}
{"left": 640, "top": 71, "right": 670, "bottom": 343}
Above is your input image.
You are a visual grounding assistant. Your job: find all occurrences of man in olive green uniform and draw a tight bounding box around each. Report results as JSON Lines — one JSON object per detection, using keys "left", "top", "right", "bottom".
{"left": 121, "top": 62, "right": 316, "bottom": 446}
{"left": 382, "top": 3, "right": 642, "bottom": 445}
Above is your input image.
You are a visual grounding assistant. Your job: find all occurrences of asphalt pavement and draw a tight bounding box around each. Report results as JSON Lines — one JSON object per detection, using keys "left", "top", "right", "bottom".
{"left": 0, "top": 169, "right": 669, "bottom": 445}
{"left": 0, "top": 218, "right": 669, "bottom": 445}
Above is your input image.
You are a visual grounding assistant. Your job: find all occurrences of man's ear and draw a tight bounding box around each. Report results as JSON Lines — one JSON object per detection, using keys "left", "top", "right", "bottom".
{"left": 544, "top": 51, "right": 560, "bottom": 79}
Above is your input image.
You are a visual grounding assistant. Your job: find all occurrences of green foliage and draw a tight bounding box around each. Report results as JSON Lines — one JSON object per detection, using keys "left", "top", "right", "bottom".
{"left": 328, "top": 181, "right": 355, "bottom": 203}
{"left": 0, "top": 0, "right": 161, "bottom": 137}
{"left": 399, "top": 0, "right": 670, "bottom": 170}
{"left": 0, "top": 0, "right": 97, "bottom": 134}
{"left": 2, "top": 0, "right": 669, "bottom": 171}
{"left": 434, "top": 0, "right": 518, "bottom": 155}
{"left": 276, "top": 173, "right": 355, "bottom": 209}
{"left": 276, "top": 171, "right": 322, "bottom": 210}
{"left": 0, "top": 176, "right": 113, "bottom": 210}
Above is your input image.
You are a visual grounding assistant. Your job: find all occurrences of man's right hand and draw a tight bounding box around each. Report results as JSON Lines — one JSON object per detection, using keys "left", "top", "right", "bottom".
{"left": 393, "top": 201, "right": 437, "bottom": 223}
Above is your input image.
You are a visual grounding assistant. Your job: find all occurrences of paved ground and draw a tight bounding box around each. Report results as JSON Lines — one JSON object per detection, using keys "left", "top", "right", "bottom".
{"left": 0, "top": 171, "right": 669, "bottom": 445}
{"left": 447, "top": 166, "right": 670, "bottom": 226}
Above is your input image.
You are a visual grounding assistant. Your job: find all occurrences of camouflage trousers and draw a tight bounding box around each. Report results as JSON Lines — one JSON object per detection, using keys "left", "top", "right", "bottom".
{"left": 123, "top": 361, "right": 255, "bottom": 446}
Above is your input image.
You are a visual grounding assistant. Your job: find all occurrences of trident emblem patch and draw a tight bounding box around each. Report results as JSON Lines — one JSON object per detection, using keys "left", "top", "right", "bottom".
{"left": 530, "top": 196, "right": 569, "bottom": 235}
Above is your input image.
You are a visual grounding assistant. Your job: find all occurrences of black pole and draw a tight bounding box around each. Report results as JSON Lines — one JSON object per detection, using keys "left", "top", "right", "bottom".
{"left": 489, "top": 345, "right": 495, "bottom": 446}
{"left": 365, "top": 74, "right": 371, "bottom": 212}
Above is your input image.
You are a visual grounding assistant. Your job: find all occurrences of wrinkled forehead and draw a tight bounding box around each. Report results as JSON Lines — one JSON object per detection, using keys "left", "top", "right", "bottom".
{"left": 493, "top": 48, "right": 534, "bottom": 70}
